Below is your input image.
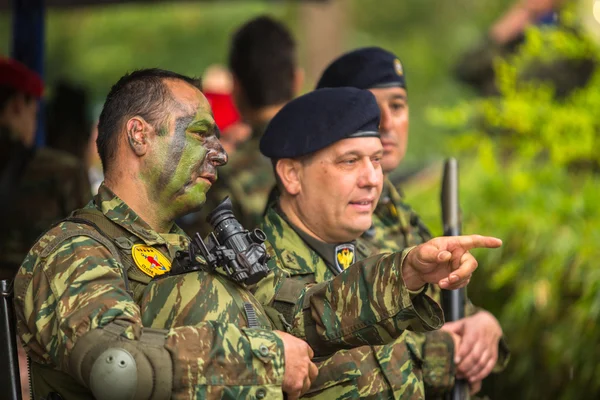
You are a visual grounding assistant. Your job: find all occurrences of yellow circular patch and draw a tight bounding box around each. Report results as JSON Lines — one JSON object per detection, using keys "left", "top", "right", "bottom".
{"left": 131, "top": 244, "right": 171, "bottom": 278}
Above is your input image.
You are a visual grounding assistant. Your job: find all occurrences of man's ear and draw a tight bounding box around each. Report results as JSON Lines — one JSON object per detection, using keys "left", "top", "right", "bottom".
{"left": 276, "top": 158, "right": 302, "bottom": 196}
{"left": 126, "top": 116, "right": 151, "bottom": 157}
{"left": 293, "top": 67, "right": 305, "bottom": 96}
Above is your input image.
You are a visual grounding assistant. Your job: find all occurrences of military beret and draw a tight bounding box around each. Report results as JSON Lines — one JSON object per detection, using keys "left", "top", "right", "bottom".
{"left": 316, "top": 47, "right": 406, "bottom": 91}
{"left": 0, "top": 58, "right": 44, "bottom": 98}
{"left": 260, "top": 87, "right": 380, "bottom": 159}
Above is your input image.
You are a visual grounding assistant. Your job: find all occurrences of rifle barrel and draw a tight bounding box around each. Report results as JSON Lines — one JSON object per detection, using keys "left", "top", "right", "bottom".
{"left": 441, "top": 158, "right": 468, "bottom": 400}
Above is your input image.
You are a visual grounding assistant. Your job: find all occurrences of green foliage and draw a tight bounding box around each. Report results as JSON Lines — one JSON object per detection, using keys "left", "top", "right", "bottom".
{"left": 0, "top": 2, "right": 296, "bottom": 101}
{"left": 0, "top": 0, "right": 511, "bottom": 168}
{"left": 410, "top": 12, "right": 600, "bottom": 400}
{"left": 350, "top": 0, "right": 514, "bottom": 171}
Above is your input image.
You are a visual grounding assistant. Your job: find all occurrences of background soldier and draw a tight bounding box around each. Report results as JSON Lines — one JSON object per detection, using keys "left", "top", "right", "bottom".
{"left": 14, "top": 69, "right": 317, "bottom": 400}
{"left": 180, "top": 15, "right": 304, "bottom": 237}
{"left": 0, "top": 58, "right": 91, "bottom": 280}
{"left": 252, "top": 86, "right": 503, "bottom": 398}
{"left": 316, "top": 47, "right": 510, "bottom": 396}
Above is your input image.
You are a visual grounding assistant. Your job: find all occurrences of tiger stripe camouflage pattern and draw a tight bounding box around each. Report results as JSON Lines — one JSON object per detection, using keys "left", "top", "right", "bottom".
{"left": 253, "top": 204, "right": 452, "bottom": 399}
{"left": 14, "top": 184, "right": 286, "bottom": 399}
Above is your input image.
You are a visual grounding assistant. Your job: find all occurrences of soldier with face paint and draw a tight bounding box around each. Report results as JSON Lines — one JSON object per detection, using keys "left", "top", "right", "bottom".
{"left": 250, "top": 87, "right": 503, "bottom": 399}
{"left": 316, "top": 47, "right": 510, "bottom": 397}
{"left": 13, "top": 69, "right": 322, "bottom": 400}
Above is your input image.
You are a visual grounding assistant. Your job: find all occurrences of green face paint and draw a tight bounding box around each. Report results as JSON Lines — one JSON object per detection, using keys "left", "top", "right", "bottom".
{"left": 142, "top": 91, "right": 227, "bottom": 224}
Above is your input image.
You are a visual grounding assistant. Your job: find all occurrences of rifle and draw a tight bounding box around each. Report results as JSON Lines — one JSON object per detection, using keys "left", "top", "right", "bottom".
{"left": 441, "top": 158, "right": 468, "bottom": 400}
{"left": 1, "top": 279, "right": 23, "bottom": 400}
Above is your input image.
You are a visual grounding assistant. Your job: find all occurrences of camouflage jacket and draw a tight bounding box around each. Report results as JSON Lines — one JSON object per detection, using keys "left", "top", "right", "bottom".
{"left": 14, "top": 184, "right": 286, "bottom": 399}
{"left": 360, "top": 178, "right": 510, "bottom": 397}
{"left": 0, "top": 133, "right": 91, "bottom": 279}
{"left": 178, "top": 124, "right": 274, "bottom": 239}
{"left": 254, "top": 204, "right": 451, "bottom": 399}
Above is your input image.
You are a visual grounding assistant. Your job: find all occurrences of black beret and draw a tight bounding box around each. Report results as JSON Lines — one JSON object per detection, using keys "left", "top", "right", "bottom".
{"left": 316, "top": 47, "right": 406, "bottom": 91}
{"left": 260, "top": 87, "right": 381, "bottom": 159}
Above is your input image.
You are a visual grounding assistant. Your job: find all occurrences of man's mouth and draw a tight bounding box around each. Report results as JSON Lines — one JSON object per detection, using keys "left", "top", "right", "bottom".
{"left": 197, "top": 173, "right": 216, "bottom": 185}
{"left": 349, "top": 198, "right": 375, "bottom": 211}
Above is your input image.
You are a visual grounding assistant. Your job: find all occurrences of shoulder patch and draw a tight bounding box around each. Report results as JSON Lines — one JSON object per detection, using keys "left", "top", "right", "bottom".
{"left": 131, "top": 245, "right": 171, "bottom": 277}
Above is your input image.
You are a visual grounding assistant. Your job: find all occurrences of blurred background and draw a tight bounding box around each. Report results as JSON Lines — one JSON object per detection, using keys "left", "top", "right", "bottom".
{"left": 2, "top": 0, "right": 600, "bottom": 399}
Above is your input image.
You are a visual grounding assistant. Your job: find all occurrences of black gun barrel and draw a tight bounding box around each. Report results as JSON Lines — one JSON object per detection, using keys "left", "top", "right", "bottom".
{"left": 1, "top": 279, "right": 23, "bottom": 400}
{"left": 441, "top": 158, "right": 468, "bottom": 400}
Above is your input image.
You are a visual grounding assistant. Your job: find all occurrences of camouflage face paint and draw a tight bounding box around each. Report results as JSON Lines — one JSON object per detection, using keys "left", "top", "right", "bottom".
{"left": 141, "top": 90, "right": 227, "bottom": 226}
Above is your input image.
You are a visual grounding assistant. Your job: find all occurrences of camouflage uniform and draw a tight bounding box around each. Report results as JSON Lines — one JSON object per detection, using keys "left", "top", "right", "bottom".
{"left": 142, "top": 205, "right": 448, "bottom": 400}
{"left": 178, "top": 125, "right": 274, "bottom": 238}
{"left": 0, "top": 130, "right": 91, "bottom": 279}
{"left": 14, "top": 184, "right": 287, "bottom": 399}
{"left": 361, "top": 178, "right": 510, "bottom": 397}
{"left": 252, "top": 203, "right": 453, "bottom": 399}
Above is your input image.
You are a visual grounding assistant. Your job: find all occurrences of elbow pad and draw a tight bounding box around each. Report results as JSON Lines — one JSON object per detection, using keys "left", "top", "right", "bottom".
{"left": 69, "top": 320, "right": 173, "bottom": 400}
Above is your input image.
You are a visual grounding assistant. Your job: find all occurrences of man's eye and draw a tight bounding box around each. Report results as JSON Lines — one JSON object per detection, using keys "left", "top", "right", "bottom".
{"left": 372, "top": 156, "right": 382, "bottom": 164}
{"left": 342, "top": 158, "right": 358, "bottom": 165}
{"left": 190, "top": 129, "right": 212, "bottom": 138}
{"left": 390, "top": 102, "right": 405, "bottom": 112}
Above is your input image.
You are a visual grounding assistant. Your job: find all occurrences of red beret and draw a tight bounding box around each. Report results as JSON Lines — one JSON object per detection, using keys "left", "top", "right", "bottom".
{"left": 203, "top": 91, "right": 241, "bottom": 132}
{"left": 0, "top": 57, "right": 44, "bottom": 98}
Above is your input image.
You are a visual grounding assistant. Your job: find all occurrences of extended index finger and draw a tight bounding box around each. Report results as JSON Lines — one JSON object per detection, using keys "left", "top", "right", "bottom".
{"left": 458, "top": 235, "right": 502, "bottom": 251}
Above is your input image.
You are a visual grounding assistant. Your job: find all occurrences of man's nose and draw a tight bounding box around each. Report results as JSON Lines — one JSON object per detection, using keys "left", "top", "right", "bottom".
{"left": 208, "top": 146, "right": 228, "bottom": 167}
{"left": 358, "top": 159, "right": 382, "bottom": 188}
{"left": 379, "top": 106, "right": 394, "bottom": 134}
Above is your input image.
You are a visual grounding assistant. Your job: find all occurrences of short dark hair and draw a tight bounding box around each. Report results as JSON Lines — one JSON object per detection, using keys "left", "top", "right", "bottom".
{"left": 97, "top": 68, "right": 199, "bottom": 172}
{"left": 228, "top": 15, "right": 296, "bottom": 109}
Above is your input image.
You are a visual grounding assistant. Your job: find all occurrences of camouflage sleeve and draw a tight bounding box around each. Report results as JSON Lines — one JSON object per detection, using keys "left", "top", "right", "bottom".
{"left": 253, "top": 249, "right": 443, "bottom": 356}
{"left": 419, "top": 330, "right": 456, "bottom": 396}
{"left": 15, "top": 236, "right": 284, "bottom": 397}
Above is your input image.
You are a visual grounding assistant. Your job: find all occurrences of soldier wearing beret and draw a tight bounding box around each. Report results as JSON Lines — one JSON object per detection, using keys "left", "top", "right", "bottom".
{"left": 141, "top": 87, "right": 502, "bottom": 399}
{"left": 0, "top": 58, "right": 91, "bottom": 279}
{"left": 250, "top": 86, "right": 503, "bottom": 398}
{"left": 317, "top": 47, "right": 510, "bottom": 397}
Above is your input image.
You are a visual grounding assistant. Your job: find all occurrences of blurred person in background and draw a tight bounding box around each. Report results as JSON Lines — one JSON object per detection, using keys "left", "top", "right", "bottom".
{"left": 202, "top": 63, "right": 234, "bottom": 94}
{"left": 316, "top": 47, "right": 509, "bottom": 398}
{"left": 203, "top": 91, "right": 251, "bottom": 155}
{"left": 0, "top": 57, "right": 90, "bottom": 400}
{"left": 0, "top": 59, "right": 91, "bottom": 279}
{"left": 187, "top": 15, "right": 303, "bottom": 238}
{"left": 456, "top": 0, "right": 595, "bottom": 98}
{"left": 46, "top": 81, "right": 93, "bottom": 160}
{"left": 201, "top": 64, "right": 251, "bottom": 154}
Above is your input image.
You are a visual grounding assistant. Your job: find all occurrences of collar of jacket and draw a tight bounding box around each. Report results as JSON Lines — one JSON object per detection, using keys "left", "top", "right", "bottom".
{"left": 92, "top": 183, "right": 187, "bottom": 246}
{"left": 374, "top": 177, "right": 411, "bottom": 228}
{"left": 265, "top": 204, "right": 357, "bottom": 275}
